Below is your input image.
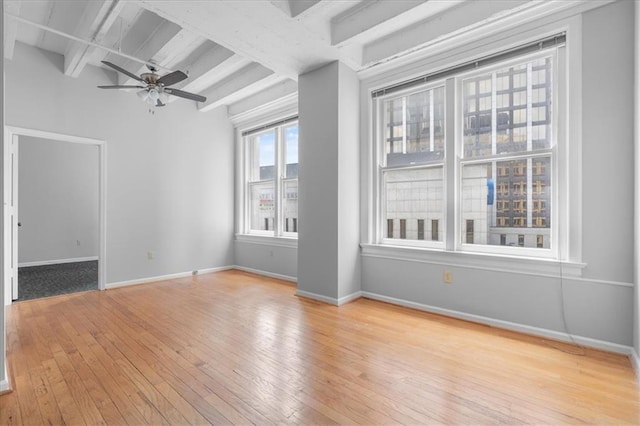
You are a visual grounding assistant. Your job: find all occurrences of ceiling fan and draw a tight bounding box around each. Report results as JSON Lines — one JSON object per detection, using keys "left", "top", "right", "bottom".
{"left": 98, "top": 61, "right": 207, "bottom": 107}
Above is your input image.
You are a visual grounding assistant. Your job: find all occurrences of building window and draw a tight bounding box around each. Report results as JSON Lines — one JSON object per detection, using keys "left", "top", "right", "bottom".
{"left": 417, "top": 219, "right": 425, "bottom": 240}
{"left": 537, "top": 234, "right": 544, "bottom": 248}
{"left": 374, "top": 43, "right": 561, "bottom": 258}
{"left": 381, "top": 85, "right": 445, "bottom": 246}
{"left": 466, "top": 220, "right": 474, "bottom": 244}
{"left": 243, "top": 119, "right": 298, "bottom": 236}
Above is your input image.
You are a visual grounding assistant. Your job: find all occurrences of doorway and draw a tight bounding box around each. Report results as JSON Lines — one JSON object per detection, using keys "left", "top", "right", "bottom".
{"left": 4, "top": 127, "right": 106, "bottom": 304}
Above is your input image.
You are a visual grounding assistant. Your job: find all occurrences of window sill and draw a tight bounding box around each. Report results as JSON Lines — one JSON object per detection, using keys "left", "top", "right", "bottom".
{"left": 360, "top": 243, "right": 586, "bottom": 278}
{"left": 235, "top": 234, "right": 298, "bottom": 248}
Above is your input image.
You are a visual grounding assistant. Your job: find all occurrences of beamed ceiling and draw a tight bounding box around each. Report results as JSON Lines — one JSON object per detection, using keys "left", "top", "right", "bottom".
{"left": 3, "top": 0, "right": 613, "bottom": 117}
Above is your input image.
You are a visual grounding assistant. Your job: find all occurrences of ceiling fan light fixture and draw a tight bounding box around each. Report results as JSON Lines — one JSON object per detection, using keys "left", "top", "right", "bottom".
{"left": 148, "top": 88, "right": 160, "bottom": 102}
{"left": 137, "top": 89, "right": 149, "bottom": 101}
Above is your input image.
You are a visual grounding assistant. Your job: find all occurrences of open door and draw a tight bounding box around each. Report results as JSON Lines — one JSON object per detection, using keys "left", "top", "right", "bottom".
{"left": 9, "top": 135, "right": 18, "bottom": 300}
{"left": 4, "top": 132, "right": 18, "bottom": 302}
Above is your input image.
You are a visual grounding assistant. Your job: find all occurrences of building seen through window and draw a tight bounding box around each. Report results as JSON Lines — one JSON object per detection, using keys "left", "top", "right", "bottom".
{"left": 246, "top": 121, "right": 298, "bottom": 236}
{"left": 378, "top": 53, "right": 554, "bottom": 251}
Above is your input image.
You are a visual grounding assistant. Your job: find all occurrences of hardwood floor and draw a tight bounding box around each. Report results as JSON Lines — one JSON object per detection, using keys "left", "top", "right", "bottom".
{"left": 1, "top": 269, "right": 638, "bottom": 425}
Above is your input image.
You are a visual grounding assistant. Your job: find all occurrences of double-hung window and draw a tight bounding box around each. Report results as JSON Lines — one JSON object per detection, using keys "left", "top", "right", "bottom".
{"left": 373, "top": 35, "right": 563, "bottom": 259}
{"left": 459, "top": 54, "right": 554, "bottom": 256}
{"left": 243, "top": 119, "right": 298, "bottom": 237}
{"left": 379, "top": 85, "right": 445, "bottom": 247}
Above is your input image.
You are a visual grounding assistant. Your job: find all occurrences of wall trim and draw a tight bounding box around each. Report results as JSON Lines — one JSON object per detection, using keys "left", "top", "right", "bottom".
{"left": 18, "top": 256, "right": 99, "bottom": 268}
{"left": 339, "top": 291, "right": 363, "bottom": 305}
{"left": 296, "top": 289, "right": 340, "bottom": 306}
{"left": 295, "top": 289, "right": 363, "bottom": 306}
{"left": 631, "top": 349, "right": 640, "bottom": 385}
{"left": 233, "top": 265, "right": 297, "bottom": 283}
{"left": 361, "top": 244, "right": 587, "bottom": 279}
{"left": 0, "top": 362, "right": 10, "bottom": 394}
{"left": 235, "top": 234, "right": 298, "bottom": 249}
{"left": 361, "top": 291, "right": 633, "bottom": 355}
{"left": 105, "top": 266, "right": 234, "bottom": 290}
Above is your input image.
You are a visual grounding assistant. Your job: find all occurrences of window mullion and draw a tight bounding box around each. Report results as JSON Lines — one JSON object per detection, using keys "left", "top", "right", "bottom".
{"left": 445, "top": 77, "right": 457, "bottom": 251}
{"left": 275, "top": 128, "right": 283, "bottom": 236}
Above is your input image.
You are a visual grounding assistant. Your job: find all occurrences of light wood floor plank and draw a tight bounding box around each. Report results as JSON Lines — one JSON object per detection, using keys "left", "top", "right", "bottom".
{"left": 1, "top": 269, "right": 639, "bottom": 425}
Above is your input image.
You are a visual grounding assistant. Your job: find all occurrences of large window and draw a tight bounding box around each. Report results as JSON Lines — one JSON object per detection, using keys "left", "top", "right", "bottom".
{"left": 244, "top": 119, "right": 298, "bottom": 237}
{"left": 460, "top": 56, "right": 553, "bottom": 252}
{"left": 380, "top": 85, "right": 445, "bottom": 247}
{"left": 374, "top": 44, "right": 560, "bottom": 258}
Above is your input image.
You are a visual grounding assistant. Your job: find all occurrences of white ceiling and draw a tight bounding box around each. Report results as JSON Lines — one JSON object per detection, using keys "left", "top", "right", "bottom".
{"left": 3, "top": 0, "right": 610, "bottom": 117}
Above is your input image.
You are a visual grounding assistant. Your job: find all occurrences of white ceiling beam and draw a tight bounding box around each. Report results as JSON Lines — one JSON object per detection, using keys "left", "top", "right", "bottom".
{"left": 331, "top": 0, "right": 464, "bottom": 47}
{"left": 4, "top": 1, "right": 22, "bottom": 60}
{"left": 120, "top": 28, "right": 203, "bottom": 86}
{"left": 289, "top": 0, "right": 322, "bottom": 17}
{"left": 198, "top": 64, "right": 285, "bottom": 112}
{"left": 64, "top": 0, "right": 125, "bottom": 77}
{"left": 362, "top": 0, "right": 532, "bottom": 66}
{"left": 118, "top": 19, "right": 182, "bottom": 85}
{"left": 171, "top": 50, "right": 251, "bottom": 100}
{"left": 138, "top": 0, "right": 344, "bottom": 79}
{"left": 227, "top": 79, "right": 298, "bottom": 118}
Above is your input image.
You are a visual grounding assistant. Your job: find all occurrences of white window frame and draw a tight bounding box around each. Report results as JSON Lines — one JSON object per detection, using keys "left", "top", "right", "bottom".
{"left": 371, "top": 46, "right": 566, "bottom": 260}
{"left": 240, "top": 119, "right": 299, "bottom": 239}
{"left": 375, "top": 81, "right": 447, "bottom": 249}
{"left": 455, "top": 49, "right": 560, "bottom": 259}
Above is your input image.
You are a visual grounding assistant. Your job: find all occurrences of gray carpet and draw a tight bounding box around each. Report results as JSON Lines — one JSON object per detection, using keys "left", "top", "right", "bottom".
{"left": 17, "top": 260, "right": 98, "bottom": 301}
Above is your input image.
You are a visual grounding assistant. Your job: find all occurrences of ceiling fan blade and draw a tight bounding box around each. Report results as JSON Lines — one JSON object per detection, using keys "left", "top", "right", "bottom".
{"left": 97, "top": 85, "right": 145, "bottom": 89}
{"left": 157, "top": 70, "right": 188, "bottom": 87}
{"left": 156, "top": 99, "right": 166, "bottom": 107}
{"left": 164, "top": 87, "right": 206, "bottom": 103}
{"left": 101, "top": 60, "right": 144, "bottom": 82}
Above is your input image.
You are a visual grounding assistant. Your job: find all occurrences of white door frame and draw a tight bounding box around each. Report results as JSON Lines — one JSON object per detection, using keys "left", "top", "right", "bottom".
{"left": 3, "top": 126, "right": 107, "bottom": 303}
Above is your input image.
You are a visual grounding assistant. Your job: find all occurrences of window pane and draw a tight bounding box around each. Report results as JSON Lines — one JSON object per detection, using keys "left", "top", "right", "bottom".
{"left": 249, "top": 182, "right": 275, "bottom": 232}
{"left": 461, "top": 156, "right": 551, "bottom": 248}
{"left": 250, "top": 131, "right": 276, "bottom": 181}
{"left": 283, "top": 179, "right": 298, "bottom": 234}
{"left": 284, "top": 125, "right": 298, "bottom": 178}
{"left": 463, "top": 56, "right": 553, "bottom": 159}
{"left": 463, "top": 77, "right": 492, "bottom": 158}
{"left": 383, "top": 167, "right": 444, "bottom": 241}
{"left": 384, "top": 86, "right": 445, "bottom": 167}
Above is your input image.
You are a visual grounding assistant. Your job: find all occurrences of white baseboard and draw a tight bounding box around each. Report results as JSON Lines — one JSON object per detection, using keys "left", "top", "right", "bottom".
{"left": 0, "top": 362, "right": 10, "bottom": 393}
{"left": 339, "top": 291, "right": 363, "bottom": 305}
{"left": 18, "top": 256, "right": 99, "bottom": 268}
{"left": 631, "top": 348, "right": 640, "bottom": 384}
{"left": 105, "top": 266, "right": 234, "bottom": 290}
{"left": 233, "top": 265, "right": 297, "bottom": 283}
{"left": 361, "top": 291, "right": 634, "bottom": 355}
{"left": 296, "top": 289, "right": 363, "bottom": 306}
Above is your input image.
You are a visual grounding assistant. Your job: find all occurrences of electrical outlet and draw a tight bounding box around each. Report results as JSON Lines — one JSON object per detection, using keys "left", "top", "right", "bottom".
{"left": 147, "top": 251, "right": 155, "bottom": 260}
{"left": 76, "top": 240, "right": 81, "bottom": 246}
{"left": 269, "top": 250, "right": 274, "bottom": 257}
{"left": 443, "top": 271, "right": 453, "bottom": 284}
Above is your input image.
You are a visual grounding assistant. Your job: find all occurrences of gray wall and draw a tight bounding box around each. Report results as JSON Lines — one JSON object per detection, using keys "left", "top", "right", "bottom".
{"left": 1, "top": 9, "right": 6, "bottom": 390}
{"left": 358, "top": 1, "right": 635, "bottom": 348}
{"left": 5, "top": 42, "right": 235, "bottom": 285}
{"left": 634, "top": 0, "right": 640, "bottom": 360}
{"left": 234, "top": 241, "right": 297, "bottom": 280}
{"left": 18, "top": 137, "right": 99, "bottom": 264}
